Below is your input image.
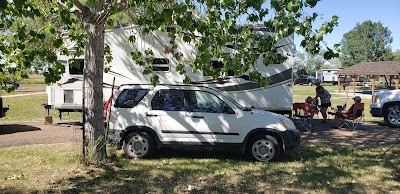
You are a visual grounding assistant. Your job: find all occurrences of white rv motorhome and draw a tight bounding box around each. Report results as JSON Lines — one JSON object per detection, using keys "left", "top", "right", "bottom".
{"left": 316, "top": 69, "right": 340, "bottom": 85}
{"left": 46, "top": 25, "right": 294, "bottom": 117}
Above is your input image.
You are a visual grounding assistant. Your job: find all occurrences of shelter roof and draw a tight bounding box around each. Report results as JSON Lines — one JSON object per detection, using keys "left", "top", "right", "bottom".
{"left": 335, "top": 61, "right": 400, "bottom": 76}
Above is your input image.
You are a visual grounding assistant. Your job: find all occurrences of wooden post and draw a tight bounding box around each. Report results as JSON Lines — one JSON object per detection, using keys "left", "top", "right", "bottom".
{"left": 396, "top": 75, "right": 399, "bottom": 89}
{"left": 352, "top": 76, "right": 356, "bottom": 96}
{"left": 371, "top": 75, "right": 376, "bottom": 96}
{"left": 338, "top": 75, "right": 341, "bottom": 93}
{"left": 389, "top": 75, "right": 393, "bottom": 87}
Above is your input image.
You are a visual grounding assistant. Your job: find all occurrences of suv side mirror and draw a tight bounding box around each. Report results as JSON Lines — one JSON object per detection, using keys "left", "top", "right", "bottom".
{"left": 223, "top": 106, "right": 235, "bottom": 114}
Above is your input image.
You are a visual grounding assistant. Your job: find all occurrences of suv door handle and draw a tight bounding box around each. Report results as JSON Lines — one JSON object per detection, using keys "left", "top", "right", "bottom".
{"left": 146, "top": 113, "right": 158, "bottom": 117}
{"left": 192, "top": 115, "right": 204, "bottom": 119}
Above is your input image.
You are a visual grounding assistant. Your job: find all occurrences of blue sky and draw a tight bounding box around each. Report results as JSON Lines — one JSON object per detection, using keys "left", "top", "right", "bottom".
{"left": 295, "top": 0, "right": 400, "bottom": 52}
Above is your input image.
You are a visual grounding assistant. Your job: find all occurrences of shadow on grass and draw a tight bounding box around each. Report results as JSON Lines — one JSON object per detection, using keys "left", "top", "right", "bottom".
{"left": 39, "top": 145, "right": 400, "bottom": 193}
{"left": 0, "top": 124, "right": 40, "bottom": 135}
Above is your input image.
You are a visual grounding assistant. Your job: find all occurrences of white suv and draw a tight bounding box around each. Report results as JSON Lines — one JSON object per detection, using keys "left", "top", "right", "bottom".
{"left": 105, "top": 84, "right": 300, "bottom": 162}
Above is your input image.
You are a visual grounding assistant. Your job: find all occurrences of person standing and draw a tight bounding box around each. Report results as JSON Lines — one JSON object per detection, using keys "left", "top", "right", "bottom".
{"left": 315, "top": 85, "right": 331, "bottom": 123}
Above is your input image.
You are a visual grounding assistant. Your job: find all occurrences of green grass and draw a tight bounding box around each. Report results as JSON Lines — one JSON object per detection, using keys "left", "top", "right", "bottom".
{"left": 1, "top": 80, "right": 397, "bottom": 193}
{"left": 0, "top": 144, "right": 399, "bottom": 193}
{"left": 18, "top": 75, "right": 46, "bottom": 84}
{"left": 0, "top": 144, "right": 81, "bottom": 193}
{"left": 0, "top": 93, "right": 81, "bottom": 122}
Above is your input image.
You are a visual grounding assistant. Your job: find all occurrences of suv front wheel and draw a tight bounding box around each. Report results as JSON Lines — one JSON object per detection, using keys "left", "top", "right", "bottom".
{"left": 247, "top": 134, "right": 281, "bottom": 162}
{"left": 123, "top": 131, "right": 155, "bottom": 159}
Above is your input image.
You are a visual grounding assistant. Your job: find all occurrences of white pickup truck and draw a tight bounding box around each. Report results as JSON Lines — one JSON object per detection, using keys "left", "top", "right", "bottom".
{"left": 370, "top": 89, "right": 400, "bottom": 128}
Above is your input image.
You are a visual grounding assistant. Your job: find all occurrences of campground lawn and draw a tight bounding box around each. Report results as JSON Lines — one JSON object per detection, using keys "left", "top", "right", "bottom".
{"left": 1, "top": 81, "right": 399, "bottom": 193}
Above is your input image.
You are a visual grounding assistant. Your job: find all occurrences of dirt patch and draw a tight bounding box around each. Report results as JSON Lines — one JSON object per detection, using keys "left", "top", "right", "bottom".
{"left": 301, "top": 121, "right": 400, "bottom": 147}
{"left": 0, "top": 122, "right": 82, "bottom": 148}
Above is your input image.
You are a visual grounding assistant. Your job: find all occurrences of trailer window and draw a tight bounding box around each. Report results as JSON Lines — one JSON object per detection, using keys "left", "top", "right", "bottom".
{"left": 203, "top": 60, "right": 234, "bottom": 76}
{"left": 64, "top": 90, "right": 74, "bottom": 103}
{"left": 152, "top": 58, "right": 170, "bottom": 72}
{"left": 114, "top": 89, "right": 149, "bottom": 108}
{"left": 69, "top": 59, "right": 84, "bottom": 75}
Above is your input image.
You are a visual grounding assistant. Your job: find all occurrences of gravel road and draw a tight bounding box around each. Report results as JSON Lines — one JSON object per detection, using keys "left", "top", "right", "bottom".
{"left": 0, "top": 121, "right": 82, "bottom": 148}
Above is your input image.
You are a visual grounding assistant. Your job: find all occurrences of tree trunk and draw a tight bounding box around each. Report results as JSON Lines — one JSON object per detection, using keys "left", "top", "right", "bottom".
{"left": 83, "top": 22, "right": 106, "bottom": 162}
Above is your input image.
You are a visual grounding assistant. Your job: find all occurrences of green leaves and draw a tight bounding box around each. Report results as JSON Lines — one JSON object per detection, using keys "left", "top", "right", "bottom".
{"left": 340, "top": 20, "right": 394, "bottom": 67}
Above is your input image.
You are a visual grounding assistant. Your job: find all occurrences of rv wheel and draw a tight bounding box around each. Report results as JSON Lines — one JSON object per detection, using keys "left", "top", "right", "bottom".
{"left": 123, "top": 132, "right": 155, "bottom": 159}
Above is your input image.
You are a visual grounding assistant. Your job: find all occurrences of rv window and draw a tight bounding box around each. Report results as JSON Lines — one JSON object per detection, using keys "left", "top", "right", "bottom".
{"left": 152, "top": 58, "right": 170, "bottom": 72}
{"left": 152, "top": 58, "right": 169, "bottom": 64}
{"left": 69, "top": 59, "right": 84, "bottom": 75}
{"left": 64, "top": 90, "right": 74, "bottom": 103}
{"left": 114, "top": 89, "right": 149, "bottom": 108}
{"left": 152, "top": 66, "right": 170, "bottom": 71}
{"left": 166, "top": 26, "right": 176, "bottom": 33}
{"left": 203, "top": 60, "right": 234, "bottom": 76}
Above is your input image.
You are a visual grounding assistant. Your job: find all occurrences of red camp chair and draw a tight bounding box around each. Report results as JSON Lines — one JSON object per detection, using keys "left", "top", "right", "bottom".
{"left": 338, "top": 103, "right": 364, "bottom": 130}
{"left": 292, "top": 102, "right": 313, "bottom": 131}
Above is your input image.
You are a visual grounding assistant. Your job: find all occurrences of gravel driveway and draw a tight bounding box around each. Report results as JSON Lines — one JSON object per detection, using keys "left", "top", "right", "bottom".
{"left": 0, "top": 121, "right": 399, "bottom": 148}
{"left": 0, "top": 121, "right": 82, "bottom": 148}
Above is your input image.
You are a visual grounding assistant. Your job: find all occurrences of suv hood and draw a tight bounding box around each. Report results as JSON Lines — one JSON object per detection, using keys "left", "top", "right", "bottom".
{"left": 243, "top": 109, "right": 297, "bottom": 132}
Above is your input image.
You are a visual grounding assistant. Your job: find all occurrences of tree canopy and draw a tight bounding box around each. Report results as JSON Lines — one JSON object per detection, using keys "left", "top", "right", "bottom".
{"left": 340, "top": 20, "right": 394, "bottom": 68}
{"left": 1, "top": 0, "right": 339, "bottom": 162}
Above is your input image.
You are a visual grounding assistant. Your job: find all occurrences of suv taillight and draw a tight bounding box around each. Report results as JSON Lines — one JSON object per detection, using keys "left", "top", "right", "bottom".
{"left": 104, "top": 89, "right": 119, "bottom": 122}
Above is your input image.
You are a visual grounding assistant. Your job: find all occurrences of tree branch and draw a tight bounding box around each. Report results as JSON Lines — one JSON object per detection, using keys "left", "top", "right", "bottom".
{"left": 72, "top": 0, "right": 87, "bottom": 13}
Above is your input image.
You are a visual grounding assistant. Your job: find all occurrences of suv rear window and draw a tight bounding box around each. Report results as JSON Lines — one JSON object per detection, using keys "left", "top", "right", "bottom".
{"left": 114, "top": 89, "right": 149, "bottom": 108}
{"left": 151, "top": 89, "right": 186, "bottom": 111}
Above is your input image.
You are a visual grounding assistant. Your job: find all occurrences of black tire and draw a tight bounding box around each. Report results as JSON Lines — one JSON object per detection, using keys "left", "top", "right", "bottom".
{"left": 246, "top": 134, "right": 281, "bottom": 162}
{"left": 384, "top": 105, "right": 400, "bottom": 128}
{"left": 123, "top": 131, "right": 155, "bottom": 159}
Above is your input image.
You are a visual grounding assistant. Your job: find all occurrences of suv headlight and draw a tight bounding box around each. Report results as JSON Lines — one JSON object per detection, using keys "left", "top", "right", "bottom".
{"left": 280, "top": 118, "right": 296, "bottom": 130}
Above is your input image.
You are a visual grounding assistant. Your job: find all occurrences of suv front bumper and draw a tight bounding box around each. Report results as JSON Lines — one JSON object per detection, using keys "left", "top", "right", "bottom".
{"left": 280, "top": 129, "right": 300, "bottom": 151}
{"left": 370, "top": 103, "right": 383, "bottom": 117}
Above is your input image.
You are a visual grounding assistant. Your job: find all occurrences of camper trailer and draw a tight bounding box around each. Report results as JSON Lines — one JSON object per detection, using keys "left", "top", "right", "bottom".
{"left": 46, "top": 25, "right": 294, "bottom": 117}
{"left": 316, "top": 69, "right": 340, "bottom": 85}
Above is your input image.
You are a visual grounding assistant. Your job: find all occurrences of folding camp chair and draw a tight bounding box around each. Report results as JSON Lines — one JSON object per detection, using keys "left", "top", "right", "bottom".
{"left": 292, "top": 102, "right": 313, "bottom": 131}
{"left": 338, "top": 103, "right": 364, "bottom": 130}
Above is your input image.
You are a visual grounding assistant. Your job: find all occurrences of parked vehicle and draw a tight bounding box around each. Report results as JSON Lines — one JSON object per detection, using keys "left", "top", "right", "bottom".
{"left": 370, "top": 89, "right": 400, "bottom": 128}
{"left": 45, "top": 25, "right": 295, "bottom": 117}
{"left": 105, "top": 84, "right": 300, "bottom": 162}
{"left": 316, "top": 69, "right": 340, "bottom": 85}
{"left": 294, "top": 75, "right": 320, "bottom": 86}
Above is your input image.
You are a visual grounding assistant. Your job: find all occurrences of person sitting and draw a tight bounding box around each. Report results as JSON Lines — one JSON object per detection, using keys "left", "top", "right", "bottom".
{"left": 333, "top": 96, "right": 362, "bottom": 128}
{"left": 305, "top": 96, "right": 318, "bottom": 115}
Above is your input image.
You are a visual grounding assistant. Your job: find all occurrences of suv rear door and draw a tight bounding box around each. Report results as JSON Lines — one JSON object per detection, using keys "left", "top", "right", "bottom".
{"left": 148, "top": 89, "right": 193, "bottom": 142}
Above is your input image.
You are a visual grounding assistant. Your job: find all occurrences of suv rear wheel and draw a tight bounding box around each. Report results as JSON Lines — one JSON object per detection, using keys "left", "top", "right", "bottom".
{"left": 247, "top": 134, "right": 281, "bottom": 162}
{"left": 384, "top": 105, "right": 400, "bottom": 128}
{"left": 123, "top": 132, "right": 155, "bottom": 159}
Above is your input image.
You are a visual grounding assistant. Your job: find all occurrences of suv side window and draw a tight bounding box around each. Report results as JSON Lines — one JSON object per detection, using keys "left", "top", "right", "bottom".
{"left": 151, "top": 89, "right": 186, "bottom": 111}
{"left": 189, "top": 91, "right": 228, "bottom": 113}
{"left": 114, "top": 89, "right": 149, "bottom": 108}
